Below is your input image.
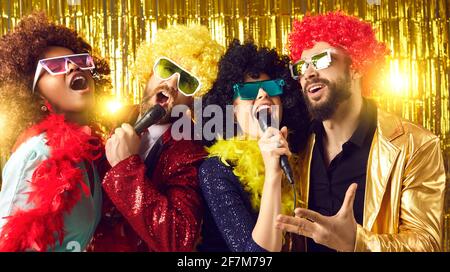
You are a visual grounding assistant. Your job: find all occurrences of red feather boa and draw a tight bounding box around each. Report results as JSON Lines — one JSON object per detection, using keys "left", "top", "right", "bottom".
{"left": 0, "top": 114, "right": 103, "bottom": 252}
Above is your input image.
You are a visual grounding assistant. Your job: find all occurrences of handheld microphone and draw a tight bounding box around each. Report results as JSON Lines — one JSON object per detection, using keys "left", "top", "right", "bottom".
{"left": 256, "top": 109, "right": 295, "bottom": 185}
{"left": 134, "top": 104, "right": 167, "bottom": 134}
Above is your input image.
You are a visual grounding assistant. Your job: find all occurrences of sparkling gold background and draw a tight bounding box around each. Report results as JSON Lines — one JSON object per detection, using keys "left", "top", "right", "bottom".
{"left": 1, "top": 0, "right": 449, "bottom": 251}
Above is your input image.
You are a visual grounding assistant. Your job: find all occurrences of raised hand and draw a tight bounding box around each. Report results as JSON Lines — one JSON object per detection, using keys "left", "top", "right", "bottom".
{"left": 276, "top": 183, "right": 358, "bottom": 252}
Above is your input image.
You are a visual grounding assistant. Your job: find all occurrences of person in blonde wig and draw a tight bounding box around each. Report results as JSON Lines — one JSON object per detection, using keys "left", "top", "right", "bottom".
{"left": 88, "top": 24, "right": 224, "bottom": 252}
{"left": 134, "top": 24, "right": 222, "bottom": 98}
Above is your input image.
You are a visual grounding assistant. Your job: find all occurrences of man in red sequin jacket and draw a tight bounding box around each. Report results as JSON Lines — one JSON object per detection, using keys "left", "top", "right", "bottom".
{"left": 88, "top": 25, "right": 223, "bottom": 251}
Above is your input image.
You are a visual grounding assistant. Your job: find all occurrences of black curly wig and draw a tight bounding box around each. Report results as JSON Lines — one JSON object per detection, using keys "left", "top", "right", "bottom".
{"left": 201, "top": 39, "right": 310, "bottom": 152}
{"left": 0, "top": 12, "right": 110, "bottom": 151}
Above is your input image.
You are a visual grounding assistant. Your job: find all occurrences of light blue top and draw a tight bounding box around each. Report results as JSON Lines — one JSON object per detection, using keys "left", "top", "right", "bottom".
{"left": 0, "top": 133, "right": 102, "bottom": 252}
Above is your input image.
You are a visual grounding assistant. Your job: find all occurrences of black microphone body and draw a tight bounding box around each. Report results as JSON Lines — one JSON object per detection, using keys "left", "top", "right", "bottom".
{"left": 134, "top": 104, "right": 167, "bottom": 134}
{"left": 100, "top": 105, "right": 166, "bottom": 164}
{"left": 257, "top": 110, "right": 295, "bottom": 185}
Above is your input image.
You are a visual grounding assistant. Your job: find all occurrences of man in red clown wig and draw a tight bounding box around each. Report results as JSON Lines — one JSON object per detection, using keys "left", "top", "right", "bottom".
{"left": 276, "top": 11, "right": 446, "bottom": 252}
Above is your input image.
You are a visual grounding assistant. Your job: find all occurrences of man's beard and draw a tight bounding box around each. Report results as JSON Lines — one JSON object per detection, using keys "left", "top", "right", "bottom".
{"left": 303, "top": 73, "right": 352, "bottom": 121}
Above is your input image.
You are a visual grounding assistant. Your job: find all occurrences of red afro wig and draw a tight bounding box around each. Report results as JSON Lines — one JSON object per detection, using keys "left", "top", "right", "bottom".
{"left": 288, "top": 11, "right": 390, "bottom": 96}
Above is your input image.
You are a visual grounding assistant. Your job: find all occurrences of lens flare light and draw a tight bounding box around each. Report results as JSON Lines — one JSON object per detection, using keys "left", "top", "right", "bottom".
{"left": 106, "top": 99, "right": 124, "bottom": 114}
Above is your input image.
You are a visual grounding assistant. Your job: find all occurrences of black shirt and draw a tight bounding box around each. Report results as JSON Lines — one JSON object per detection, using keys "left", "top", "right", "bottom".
{"left": 307, "top": 99, "right": 377, "bottom": 252}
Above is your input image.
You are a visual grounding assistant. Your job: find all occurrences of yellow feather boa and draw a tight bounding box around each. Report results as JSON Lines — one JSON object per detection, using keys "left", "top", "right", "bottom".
{"left": 207, "top": 137, "right": 301, "bottom": 215}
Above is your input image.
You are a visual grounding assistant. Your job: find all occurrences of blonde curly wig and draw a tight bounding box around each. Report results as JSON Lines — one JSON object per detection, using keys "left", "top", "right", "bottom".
{"left": 133, "top": 24, "right": 224, "bottom": 97}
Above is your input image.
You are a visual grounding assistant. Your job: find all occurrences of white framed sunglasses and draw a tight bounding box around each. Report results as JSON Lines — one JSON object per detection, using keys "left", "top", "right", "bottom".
{"left": 289, "top": 49, "right": 333, "bottom": 80}
{"left": 152, "top": 56, "right": 202, "bottom": 96}
{"left": 32, "top": 53, "right": 95, "bottom": 93}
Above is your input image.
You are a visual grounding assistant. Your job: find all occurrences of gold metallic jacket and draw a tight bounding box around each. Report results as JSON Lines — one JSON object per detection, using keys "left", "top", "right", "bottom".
{"left": 296, "top": 108, "right": 446, "bottom": 252}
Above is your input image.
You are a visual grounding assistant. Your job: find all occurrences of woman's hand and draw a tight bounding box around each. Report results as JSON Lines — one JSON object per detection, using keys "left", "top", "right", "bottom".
{"left": 258, "top": 126, "right": 291, "bottom": 177}
{"left": 253, "top": 126, "right": 289, "bottom": 252}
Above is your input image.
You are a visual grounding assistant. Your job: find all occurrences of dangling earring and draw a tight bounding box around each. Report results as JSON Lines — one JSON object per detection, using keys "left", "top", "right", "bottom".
{"left": 40, "top": 100, "right": 52, "bottom": 113}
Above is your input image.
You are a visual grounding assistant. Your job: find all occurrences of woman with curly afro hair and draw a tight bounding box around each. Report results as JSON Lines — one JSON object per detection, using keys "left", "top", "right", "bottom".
{"left": 197, "top": 39, "right": 310, "bottom": 252}
{"left": 0, "top": 12, "right": 110, "bottom": 252}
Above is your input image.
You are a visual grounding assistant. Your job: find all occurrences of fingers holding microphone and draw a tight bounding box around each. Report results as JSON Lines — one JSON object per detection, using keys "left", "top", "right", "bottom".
{"left": 258, "top": 126, "right": 292, "bottom": 174}
{"left": 105, "top": 104, "right": 167, "bottom": 167}
{"left": 105, "top": 123, "right": 141, "bottom": 167}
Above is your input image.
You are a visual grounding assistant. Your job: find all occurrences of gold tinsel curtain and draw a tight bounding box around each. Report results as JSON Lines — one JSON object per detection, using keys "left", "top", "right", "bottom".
{"left": 0, "top": 0, "right": 449, "bottom": 250}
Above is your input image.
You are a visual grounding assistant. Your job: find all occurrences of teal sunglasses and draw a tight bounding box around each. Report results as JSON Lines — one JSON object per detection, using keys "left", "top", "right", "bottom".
{"left": 232, "top": 79, "right": 285, "bottom": 100}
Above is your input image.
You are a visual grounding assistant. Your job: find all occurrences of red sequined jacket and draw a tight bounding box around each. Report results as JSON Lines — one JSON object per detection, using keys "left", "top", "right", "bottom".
{"left": 88, "top": 128, "right": 206, "bottom": 251}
